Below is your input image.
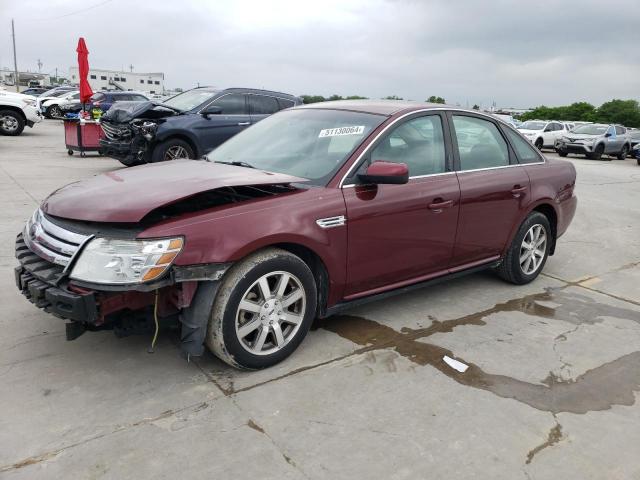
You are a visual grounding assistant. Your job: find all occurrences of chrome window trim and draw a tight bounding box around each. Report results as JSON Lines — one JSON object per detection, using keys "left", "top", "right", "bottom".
{"left": 341, "top": 171, "right": 456, "bottom": 189}
{"left": 197, "top": 92, "right": 248, "bottom": 116}
{"left": 338, "top": 107, "right": 545, "bottom": 188}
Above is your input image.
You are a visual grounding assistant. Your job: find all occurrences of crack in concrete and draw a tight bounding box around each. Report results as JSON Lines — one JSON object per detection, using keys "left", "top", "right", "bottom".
{"left": 525, "top": 415, "right": 564, "bottom": 465}
{"left": 0, "top": 401, "right": 209, "bottom": 473}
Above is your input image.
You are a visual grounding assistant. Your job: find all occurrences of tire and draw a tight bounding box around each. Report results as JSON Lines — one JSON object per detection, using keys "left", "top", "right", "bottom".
{"left": 47, "top": 105, "right": 62, "bottom": 118}
{"left": 557, "top": 150, "right": 568, "bottom": 157}
{"left": 206, "top": 248, "right": 317, "bottom": 369}
{"left": 534, "top": 138, "right": 543, "bottom": 150}
{"left": 617, "top": 145, "right": 629, "bottom": 160}
{"left": 151, "top": 139, "right": 194, "bottom": 162}
{"left": 0, "top": 109, "right": 25, "bottom": 136}
{"left": 496, "top": 212, "right": 552, "bottom": 285}
{"left": 637, "top": 158, "right": 640, "bottom": 166}
{"left": 587, "top": 143, "right": 604, "bottom": 160}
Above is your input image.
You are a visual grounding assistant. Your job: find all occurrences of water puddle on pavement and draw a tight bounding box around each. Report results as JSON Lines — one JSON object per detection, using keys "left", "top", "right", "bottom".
{"left": 318, "top": 289, "right": 640, "bottom": 414}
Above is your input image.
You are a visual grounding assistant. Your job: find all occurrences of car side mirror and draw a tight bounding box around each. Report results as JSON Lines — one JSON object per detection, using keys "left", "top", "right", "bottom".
{"left": 604, "top": 132, "right": 612, "bottom": 138}
{"left": 201, "top": 105, "right": 222, "bottom": 117}
{"left": 357, "top": 161, "right": 409, "bottom": 185}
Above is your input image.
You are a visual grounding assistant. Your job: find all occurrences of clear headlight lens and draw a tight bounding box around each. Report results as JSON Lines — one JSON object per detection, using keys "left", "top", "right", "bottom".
{"left": 70, "top": 237, "right": 183, "bottom": 285}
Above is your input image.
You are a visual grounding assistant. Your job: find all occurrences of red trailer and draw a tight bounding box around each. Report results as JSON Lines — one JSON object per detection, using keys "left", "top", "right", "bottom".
{"left": 64, "top": 118, "right": 105, "bottom": 157}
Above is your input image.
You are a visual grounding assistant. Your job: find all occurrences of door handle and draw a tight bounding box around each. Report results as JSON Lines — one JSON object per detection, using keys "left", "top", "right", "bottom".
{"left": 511, "top": 185, "right": 527, "bottom": 198}
{"left": 428, "top": 199, "right": 454, "bottom": 212}
{"left": 237, "top": 122, "right": 250, "bottom": 126}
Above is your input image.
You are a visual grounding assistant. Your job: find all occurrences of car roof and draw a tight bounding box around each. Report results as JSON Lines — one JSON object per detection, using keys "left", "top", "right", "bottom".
{"left": 224, "top": 87, "right": 299, "bottom": 99}
{"left": 296, "top": 99, "right": 484, "bottom": 117}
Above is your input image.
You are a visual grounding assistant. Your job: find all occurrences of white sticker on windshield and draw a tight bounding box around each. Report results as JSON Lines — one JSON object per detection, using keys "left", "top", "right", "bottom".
{"left": 318, "top": 126, "right": 365, "bottom": 138}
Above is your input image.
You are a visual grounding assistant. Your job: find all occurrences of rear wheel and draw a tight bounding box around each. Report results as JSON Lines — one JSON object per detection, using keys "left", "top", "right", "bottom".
{"left": 557, "top": 150, "right": 568, "bottom": 157}
{"left": 151, "top": 139, "right": 194, "bottom": 162}
{"left": 0, "top": 110, "right": 25, "bottom": 136}
{"left": 617, "top": 145, "right": 629, "bottom": 160}
{"left": 206, "top": 248, "right": 317, "bottom": 369}
{"left": 496, "top": 212, "right": 552, "bottom": 285}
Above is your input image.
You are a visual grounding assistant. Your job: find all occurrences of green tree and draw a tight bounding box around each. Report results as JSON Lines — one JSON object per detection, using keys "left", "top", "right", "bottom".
{"left": 596, "top": 100, "right": 640, "bottom": 127}
{"left": 472, "top": 104, "right": 480, "bottom": 110}
{"left": 301, "top": 95, "right": 326, "bottom": 104}
{"left": 384, "top": 95, "right": 403, "bottom": 100}
{"left": 427, "top": 95, "right": 446, "bottom": 104}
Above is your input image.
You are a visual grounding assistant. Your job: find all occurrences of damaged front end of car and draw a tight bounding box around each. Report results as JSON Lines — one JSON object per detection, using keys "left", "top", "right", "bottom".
{"left": 99, "top": 101, "right": 178, "bottom": 166}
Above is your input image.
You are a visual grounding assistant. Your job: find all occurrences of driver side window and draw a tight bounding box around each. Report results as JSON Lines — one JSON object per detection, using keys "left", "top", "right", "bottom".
{"left": 370, "top": 115, "right": 446, "bottom": 177}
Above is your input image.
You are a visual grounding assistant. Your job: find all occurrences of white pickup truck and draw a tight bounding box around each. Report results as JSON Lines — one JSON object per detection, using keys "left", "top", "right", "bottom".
{"left": 0, "top": 89, "right": 42, "bottom": 136}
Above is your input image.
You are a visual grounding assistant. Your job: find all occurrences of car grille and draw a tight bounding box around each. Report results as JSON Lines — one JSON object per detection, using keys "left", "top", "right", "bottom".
{"left": 22, "top": 210, "right": 91, "bottom": 271}
{"left": 100, "top": 120, "right": 133, "bottom": 141}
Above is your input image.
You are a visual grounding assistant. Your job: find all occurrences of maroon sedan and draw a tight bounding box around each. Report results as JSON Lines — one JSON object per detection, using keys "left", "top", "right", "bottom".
{"left": 15, "top": 101, "right": 577, "bottom": 369}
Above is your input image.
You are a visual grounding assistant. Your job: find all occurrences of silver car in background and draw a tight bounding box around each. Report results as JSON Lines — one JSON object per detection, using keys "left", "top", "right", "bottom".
{"left": 555, "top": 123, "right": 631, "bottom": 160}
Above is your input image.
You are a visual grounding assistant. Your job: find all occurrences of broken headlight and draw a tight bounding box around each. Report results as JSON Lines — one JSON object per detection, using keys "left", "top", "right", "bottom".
{"left": 70, "top": 237, "right": 183, "bottom": 285}
{"left": 132, "top": 120, "right": 158, "bottom": 141}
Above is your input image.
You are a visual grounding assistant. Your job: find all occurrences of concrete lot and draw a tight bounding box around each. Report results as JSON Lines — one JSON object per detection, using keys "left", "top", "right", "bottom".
{"left": 1, "top": 120, "right": 639, "bottom": 479}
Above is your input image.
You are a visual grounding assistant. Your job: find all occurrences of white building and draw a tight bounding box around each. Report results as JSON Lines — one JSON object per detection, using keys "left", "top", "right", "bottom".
{"left": 68, "top": 67, "right": 165, "bottom": 94}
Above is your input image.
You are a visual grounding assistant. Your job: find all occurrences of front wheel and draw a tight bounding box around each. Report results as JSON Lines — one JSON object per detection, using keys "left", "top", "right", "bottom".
{"left": 151, "top": 139, "right": 194, "bottom": 162}
{"left": 47, "top": 105, "right": 62, "bottom": 118}
{"left": 206, "top": 248, "right": 317, "bottom": 369}
{"left": 587, "top": 144, "right": 604, "bottom": 160}
{"left": 534, "top": 138, "right": 543, "bottom": 150}
{"left": 0, "top": 110, "right": 25, "bottom": 136}
{"left": 557, "top": 150, "right": 568, "bottom": 157}
{"left": 496, "top": 212, "right": 552, "bottom": 285}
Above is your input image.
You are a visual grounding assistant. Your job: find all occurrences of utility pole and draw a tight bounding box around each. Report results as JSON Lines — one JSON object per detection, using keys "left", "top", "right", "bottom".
{"left": 11, "top": 19, "right": 19, "bottom": 92}
{"left": 37, "top": 59, "right": 43, "bottom": 73}
{"left": 129, "top": 64, "right": 133, "bottom": 72}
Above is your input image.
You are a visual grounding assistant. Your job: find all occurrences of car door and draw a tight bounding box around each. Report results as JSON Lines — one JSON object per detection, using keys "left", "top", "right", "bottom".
{"left": 195, "top": 93, "right": 251, "bottom": 153}
{"left": 248, "top": 94, "right": 280, "bottom": 125}
{"left": 342, "top": 113, "right": 461, "bottom": 297}
{"left": 449, "top": 113, "right": 530, "bottom": 267}
{"left": 603, "top": 125, "right": 620, "bottom": 153}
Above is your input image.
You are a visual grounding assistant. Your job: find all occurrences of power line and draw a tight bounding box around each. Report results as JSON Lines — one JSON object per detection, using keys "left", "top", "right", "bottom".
{"left": 23, "top": 0, "right": 115, "bottom": 23}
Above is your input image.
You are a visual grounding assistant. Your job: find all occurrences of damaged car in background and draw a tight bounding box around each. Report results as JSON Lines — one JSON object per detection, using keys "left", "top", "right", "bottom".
{"left": 99, "top": 87, "right": 301, "bottom": 166}
{"left": 16, "top": 101, "right": 577, "bottom": 370}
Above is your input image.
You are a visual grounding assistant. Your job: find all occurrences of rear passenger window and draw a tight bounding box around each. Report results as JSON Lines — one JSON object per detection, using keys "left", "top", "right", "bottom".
{"left": 277, "top": 98, "right": 295, "bottom": 110}
{"left": 370, "top": 115, "right": 446, "bottom": 176}
{"left": 212, "top": 94, "right": 247, "bottom": 115}
{"left": 452, "top": 115, "right": 509, "bottom": 170}
{"left": 249, "top": 95, "right": 279, "bottom": 115}
{"left": 615, "top": 126, "right": 625, "bottom": 135}
{"left": 504, "top": 128, "right": 543, "bottom": 164}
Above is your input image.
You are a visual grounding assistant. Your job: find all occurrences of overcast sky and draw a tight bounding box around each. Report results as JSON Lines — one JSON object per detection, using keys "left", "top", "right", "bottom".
{"left": 1, "top": 0, "right": 638, "bottom": 108}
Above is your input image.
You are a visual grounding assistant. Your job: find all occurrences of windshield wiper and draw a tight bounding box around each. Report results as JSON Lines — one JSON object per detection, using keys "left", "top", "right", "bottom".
{"left": 214, "top": 160, "right": 256, "bottom": 169}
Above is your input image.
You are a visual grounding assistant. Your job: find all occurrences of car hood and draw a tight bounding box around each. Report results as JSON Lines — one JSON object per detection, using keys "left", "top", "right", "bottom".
{"left": 565, "top": 134, "right": 599, "bottom": 141}
{"left": 518, "top": 129, "right": 543, "bottom": 133}
{"left": 101, "top": 101, "right": 178, "bottom": 123}
{"left": 42, "top": 160, "right": 307, "bottom": 223}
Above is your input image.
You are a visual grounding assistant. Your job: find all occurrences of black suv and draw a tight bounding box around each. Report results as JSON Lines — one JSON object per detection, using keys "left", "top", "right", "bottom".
{"left": 99, "top": 87, "right": 301, "bottom": 166}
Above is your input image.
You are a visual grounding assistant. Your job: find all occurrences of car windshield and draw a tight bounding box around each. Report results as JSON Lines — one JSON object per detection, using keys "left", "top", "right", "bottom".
{"left": 162, "top": 89, "right": 218, "bottom": 112}
{"left": 206, "top": 109, "right": 386, "bottom": 186}
{"left": 572, "top": 125, "right": 608, "bottom": 135}
{"left": 519, "top": 121, "right": 546, "bottom": 130}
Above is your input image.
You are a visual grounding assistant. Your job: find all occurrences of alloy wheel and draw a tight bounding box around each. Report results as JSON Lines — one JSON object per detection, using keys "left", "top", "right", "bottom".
{"left": 519, "top": 224, "right": 547, "bottom": 275}
{"left": 164, "top": 145, "right": 189, "bottom": 160}
{"left": 50, "top": 106, "right": 62, "bottom": 118}
{"left": 235, "top": 271, "right": 306, "bottom": 355}
{"left": 0, "top": 115, "right": 19, "bottom": 133}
